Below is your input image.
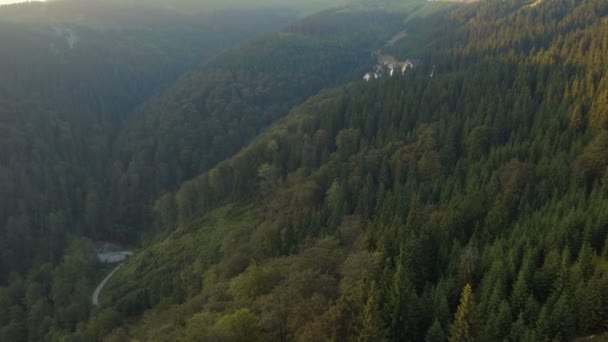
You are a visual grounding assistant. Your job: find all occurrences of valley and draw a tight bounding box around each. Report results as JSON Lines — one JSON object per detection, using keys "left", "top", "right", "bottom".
{"left": 1, "top": 0, "right": 608, "bottom": 341}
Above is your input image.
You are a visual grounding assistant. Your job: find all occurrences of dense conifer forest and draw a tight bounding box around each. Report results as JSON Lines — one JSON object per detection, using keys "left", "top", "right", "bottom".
{"left": 1, "top": 0, "right": 608, "bottom": 340}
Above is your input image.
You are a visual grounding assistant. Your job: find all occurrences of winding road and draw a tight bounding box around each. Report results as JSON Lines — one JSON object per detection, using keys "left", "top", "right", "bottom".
{"left": 92, "top": 263, "right": 124, "bottom": 306}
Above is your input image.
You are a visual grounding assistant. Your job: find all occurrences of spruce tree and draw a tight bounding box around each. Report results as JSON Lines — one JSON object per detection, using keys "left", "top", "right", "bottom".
{"left": 357, "top": 281, "right": 386, "bottom": 342}
{"left": 426, "top": 319, "right": 446, "bottom": 342}
{"left": 449, "top": 283, "right": 475, "bottom": 342}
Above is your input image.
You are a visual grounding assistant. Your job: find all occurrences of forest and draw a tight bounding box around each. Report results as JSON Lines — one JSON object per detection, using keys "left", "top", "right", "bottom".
{"left": 0, "top": 0, "right": 307, "bottom": 290}
{"left": 2, "top": 0, "right": 608, "bottom": 340}
{"left": 0, "top": 0, "right": 407, "bottom": 340}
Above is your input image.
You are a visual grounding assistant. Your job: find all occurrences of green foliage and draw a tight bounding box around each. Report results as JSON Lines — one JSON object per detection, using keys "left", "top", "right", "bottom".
{"left": 229, "top": 265, "right": 282, "bottom": 303}
{"left": 119, "top": 8, "right": 403, "bottom": 228}
{"left": 214, "top": 309, "right": 265, "bottom": 342}
{"left": 0, "top": 4, "right": 407, "bottom": 338}
{"left": 577, "top": 131, "right": 608, "bottom": 183}
{"left": 449, "top": 284, "right": 475, "bottom": 342}
{"left": 0, "top": 1, "right": 295, "bottom": 268}
{"left": 426, "top": 319, "right": 446, "bottom": 342}
{"left": 99, "top": 2, "right": 608, "bottom": 339}
{"left": 5, "top": 0, "right": 608, "bottom": 340}
{"left": 357, "top": 280, "right": 387, "bottom": 342}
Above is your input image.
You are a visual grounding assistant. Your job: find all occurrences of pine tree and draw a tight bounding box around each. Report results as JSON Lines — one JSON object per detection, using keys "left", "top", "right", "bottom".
{"left": 387, "top": 262, "right": 418, "bottom": 340}
{"left": 576, "top": 243, "right": 595, "bottom": 280}
{"left": 357, "top": 281, "right": 387, "bottom": 342}
{"left": 426, "top": 319, "right": 446, "bottom": 342}
{"left": 509, "top": 313, "right": 527, "bottom": 341}
{"left": 577, "top": 276, "right": 606, "bottom": 334}
{"left": 512, "top": 259, "right": 531, "bottom": 313}
{"left": 449, "top": 283, "right": 475, "bottom": 342}
{"left": 569, "top": 104, "right": 584, "bottom": 131}
{"left": 548, "top": 293, "right": 575, "bottom": 340}
{"left": 493, "top": 300, "right": 512, "bottom": 340}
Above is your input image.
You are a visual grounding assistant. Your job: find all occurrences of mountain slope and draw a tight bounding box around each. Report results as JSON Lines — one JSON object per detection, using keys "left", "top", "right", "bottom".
{"left": 0, "top": 5, "right": 409, "bottom": 341}
{"left": 110, "top": 8, "right": 405, "bottom": 234}
{"left": 95, "top": 0, "right": 608, "bottom": 340}
{"left": 0, "top": 2, "right": 299, "bottom": 340}
{"left": 0, "top": 2, "right": 295, "bottom": 281}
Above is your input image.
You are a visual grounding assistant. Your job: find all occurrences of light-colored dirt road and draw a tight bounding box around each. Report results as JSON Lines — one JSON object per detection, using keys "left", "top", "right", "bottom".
{"left": 92, "top": 263, "right": 124, "bottom": 306}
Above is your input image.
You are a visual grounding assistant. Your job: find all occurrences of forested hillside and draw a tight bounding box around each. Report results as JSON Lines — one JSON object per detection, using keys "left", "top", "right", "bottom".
{"left": 0, "top": 0, "right": 295, "bottom": 276}
{"left": 112, "top": 9, "right": 405, "bottom": 234}
{"left": 0, "top": 1, "right": 292, "bottom": 340}
{"left": 84, "top": 0, "right": 608, "bottom": 340}
{"left": 0, "top": 3, "right": 409, "bottom": 340}
{"left": 3, "top": 0, "right": 608, "bottom": 340}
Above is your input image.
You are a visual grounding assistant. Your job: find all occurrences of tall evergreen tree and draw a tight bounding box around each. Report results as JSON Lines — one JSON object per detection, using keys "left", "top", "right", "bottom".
{"left": 449, "top": 284, "right": 475, "bottom": 342}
